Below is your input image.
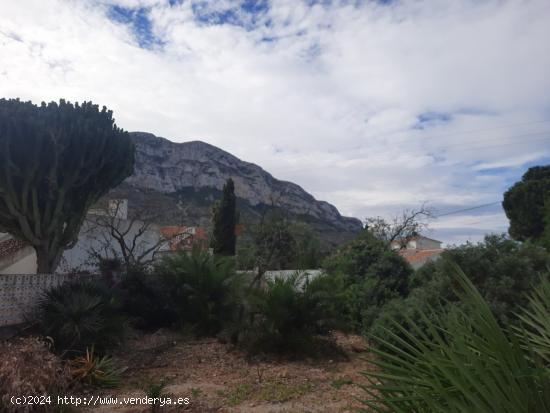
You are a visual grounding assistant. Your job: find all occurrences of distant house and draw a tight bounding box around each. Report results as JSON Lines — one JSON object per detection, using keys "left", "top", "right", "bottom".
{"left": 61, "top": 200, "right": 208, "bottom": 272}
{"left": 0, "top": 234, "right": 37, "bottom": 274}
{"left": 159, "top": 226, "right": 206, "bottom": 252}
{"left": 390, "top": 235, "right": 442, "bottom": 251}
{"left": 61, "top": 199, "right": 167, "bottom": 272}
{"left": 391, "top": 235, "right": 444, "bottom": 270}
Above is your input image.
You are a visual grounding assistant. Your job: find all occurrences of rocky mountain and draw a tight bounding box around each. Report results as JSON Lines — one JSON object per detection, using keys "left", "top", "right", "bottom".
{"left": 107, "top": 132, "right": 363, "bottom": 246}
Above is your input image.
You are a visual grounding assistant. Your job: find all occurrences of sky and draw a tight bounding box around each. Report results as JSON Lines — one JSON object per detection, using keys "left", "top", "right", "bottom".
{"left": 1, "top": 0, "right": 550, "bottom": 246}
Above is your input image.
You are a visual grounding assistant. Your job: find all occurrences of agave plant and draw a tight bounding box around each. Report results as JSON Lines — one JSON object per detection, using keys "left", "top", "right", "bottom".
{"left": 69, "top": 346, "right": 124, "bottom": 388}
{"left": 361, "top": 266, "right": 550, "bottom": 413}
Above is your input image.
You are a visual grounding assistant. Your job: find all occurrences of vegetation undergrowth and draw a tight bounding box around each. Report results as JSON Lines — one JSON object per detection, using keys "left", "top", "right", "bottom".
{"left": 228, "top": 272, "right": 344, "bottom": 355}
{"left": 369, "top": 235, "right": 550, "bottom": 343}
{"left": 69, "top": 346, "right": 124, "bottom": 388}
{"left": 33, "top": 279, "right": 125, "bottom": 356}
{"left": 157, "top": 247, "right": 244, "bottom": 336}
{"left": 362, "top": 266, "right": 550, "bottom": 413}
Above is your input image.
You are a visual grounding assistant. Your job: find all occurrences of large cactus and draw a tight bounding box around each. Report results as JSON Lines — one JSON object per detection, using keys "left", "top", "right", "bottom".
{"left": 0, "top": 98, "right": 135, "bottom": 273}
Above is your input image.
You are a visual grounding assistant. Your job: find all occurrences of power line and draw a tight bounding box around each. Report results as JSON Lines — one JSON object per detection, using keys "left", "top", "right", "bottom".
{"left": 434, "top": 202, "right": 501, "bottom": 218}
{"left": 370, "top": 119, "right": 550, "bottom": 146}
{"left": 434, "top": 131, "right": 550, "bottom": 149}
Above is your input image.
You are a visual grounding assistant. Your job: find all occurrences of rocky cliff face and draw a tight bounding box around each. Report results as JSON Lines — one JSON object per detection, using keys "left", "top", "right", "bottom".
{"left": 114, "top": 132, "right": 362, "bottom": 244}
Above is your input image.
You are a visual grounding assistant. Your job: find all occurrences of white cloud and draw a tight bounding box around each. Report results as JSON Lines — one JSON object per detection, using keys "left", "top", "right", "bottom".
{"left": 1, "top": 0, "right": 549, "bottom": 244}
{"left": 431, "top": 213, "right": 509, "bottom": 231}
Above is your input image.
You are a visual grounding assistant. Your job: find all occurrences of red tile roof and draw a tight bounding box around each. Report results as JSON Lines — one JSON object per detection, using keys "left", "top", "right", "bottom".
{"left": 393, "top": 235, "right": 442, "bottom": 243}
{"left": 398, "top": 248, "right": 444, "bottom": 265}
{"left": 0, "top": 238, "right": 27, "bottom": 260}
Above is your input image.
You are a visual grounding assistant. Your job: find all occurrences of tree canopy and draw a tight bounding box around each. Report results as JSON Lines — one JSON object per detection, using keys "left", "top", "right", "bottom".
{"left": 211, "top": 178, "right": 238, "bottom": 256}
{"left": 322, "top": 229, "right": 413, "bottom": 332}
{"left": 236, "top": 211, "right": 322, "bottom": 273}
{"left": 0, "top": 98, "right": 135, "bottom": 272}
{"left": 503, "top": 165, "right": 550, "bottom": 248}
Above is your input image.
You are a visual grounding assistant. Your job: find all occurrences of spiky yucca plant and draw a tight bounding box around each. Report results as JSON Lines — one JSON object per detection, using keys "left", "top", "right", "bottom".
{"left": 362, "top": 267, "right": 550, "bottom": 413}
{"left": 69, "top": 346, "right": 124, "bottom": 388}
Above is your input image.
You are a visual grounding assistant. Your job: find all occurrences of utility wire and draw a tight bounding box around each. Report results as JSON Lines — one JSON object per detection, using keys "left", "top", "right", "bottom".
{"left": 432, "top": 131, "right": 550, "bottom": 149}
{"left": 426, "top": 130, "right": 550, "bottom": 150}
{"left": 434, "top": 201, "right": 501, "bottom": 218}
{"left": 369, "top": 119, "right": 550, "bottom": 146}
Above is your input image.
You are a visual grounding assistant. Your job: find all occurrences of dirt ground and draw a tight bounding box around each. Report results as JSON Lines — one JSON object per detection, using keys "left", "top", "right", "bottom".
{"left": 80, "top": 330, "right": 373, "bottom": 413}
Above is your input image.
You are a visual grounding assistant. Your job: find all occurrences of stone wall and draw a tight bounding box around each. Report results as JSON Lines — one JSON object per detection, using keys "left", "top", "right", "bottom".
{"left": 0, "top": 273, "right": 95, "bottom": 326}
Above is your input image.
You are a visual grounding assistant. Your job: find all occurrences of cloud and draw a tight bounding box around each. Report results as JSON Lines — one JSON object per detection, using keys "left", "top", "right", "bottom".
{"left": 1, "top": 0, "right": 549, "bottom": 245}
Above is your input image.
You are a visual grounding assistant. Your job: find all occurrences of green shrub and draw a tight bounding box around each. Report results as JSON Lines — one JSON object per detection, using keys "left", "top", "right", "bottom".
{"left": 34, "top": 279, "right": 125, "bottom": 355}
{"left": 143, "top": 379, "right": 169, "bottom": 413}
{"left": 362, "top": 267, "right": 550, "bottom": 413}
{"left": 116, "top": 267, "right": 175, "bottom": 330}
{"left": 236, "top": 212, "right": 323, "bottom": 271}
{"left": 233, "top": 272, "right": 342, "bottom": 354}
{"left": 156, "top": 248, "right": 242, "bottom": 335}
{"left": 413, "top": 234, "right": 549, "bottom": 324}
{"left": 369, "top": 234, "right": 550, "bottom": 343}
{"left": 368, "top": 289, "right": 440, "bottom": 347}
{"left": 322, "top": 230, "right": 413, "bottom": 333}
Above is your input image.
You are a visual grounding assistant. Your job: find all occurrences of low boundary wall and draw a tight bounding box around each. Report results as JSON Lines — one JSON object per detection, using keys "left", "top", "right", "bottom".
{"left": 0, "top": 273, "right": 95, "bottom": 327}
{"left": 0, "top": 270, "right": 321, "bottom": 327}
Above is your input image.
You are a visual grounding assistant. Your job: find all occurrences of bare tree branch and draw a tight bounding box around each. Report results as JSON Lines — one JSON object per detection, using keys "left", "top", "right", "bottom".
{"left": 83, "top": 199, "right": 178, "bottom": 270}
{"left": 365, "top": 204, "right": 434, "bottom": 247}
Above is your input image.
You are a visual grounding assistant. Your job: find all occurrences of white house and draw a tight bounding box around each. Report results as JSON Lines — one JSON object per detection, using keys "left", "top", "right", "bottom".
{"left": 391, "top": 235, "right": 444, "bottom": 270}
{"left": 60, "top": 207, "right": 166, "bottom": 273}
{"left": 390, "top": 235, "right": 442, "bottom": 251}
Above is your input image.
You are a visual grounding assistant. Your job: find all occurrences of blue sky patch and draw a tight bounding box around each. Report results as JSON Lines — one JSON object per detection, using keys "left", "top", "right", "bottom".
{"left": 192, "top": 0, "right": 269, "bottom": 30}
{"left": 107, "top": 6, "right": 163, "bottom": 49}
{"left": 477, "top": 166, "right": 511, "bottom": 176}
{"left": 413, "top": 111, "right": 452, "bottom": 129}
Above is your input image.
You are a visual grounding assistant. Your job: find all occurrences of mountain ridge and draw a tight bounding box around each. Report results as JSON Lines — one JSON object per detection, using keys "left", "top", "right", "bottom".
{"left": 108, "top": 132, "right": 363, "bottom": 245}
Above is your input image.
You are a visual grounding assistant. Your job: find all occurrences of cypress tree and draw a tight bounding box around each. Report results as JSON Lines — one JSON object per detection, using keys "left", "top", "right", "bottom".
{"left": 211, "top": 178, "right": 237, "bottom": 255}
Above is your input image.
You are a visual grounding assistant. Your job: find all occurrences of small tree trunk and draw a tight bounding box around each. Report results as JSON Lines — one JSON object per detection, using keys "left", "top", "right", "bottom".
{"left": 35, "top": 245, "right": 62, "bottom": 274}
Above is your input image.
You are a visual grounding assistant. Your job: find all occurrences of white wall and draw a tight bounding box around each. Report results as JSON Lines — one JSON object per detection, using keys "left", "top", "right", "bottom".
{"left": 0, "top": 246, "right": 37, "bottom": 275}
{"left": 416, "top": 238, "right": 442, "bottom": 250}
{"left": 60, "top": 216, "right": 164, "bottom": 273}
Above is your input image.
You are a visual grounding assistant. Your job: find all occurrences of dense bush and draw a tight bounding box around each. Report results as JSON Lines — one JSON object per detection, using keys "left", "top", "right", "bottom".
{"left": 362, "top": 268, "right": 550, "bottom": 413}
{"left": 322, "top": 229, "right": 413, "bottom": 333}
{"left": 236, "top": 212, "right": 323, "bottom": 271}
{"left": 369, "top": 234, "right": 550, "bottom": 343}
{"left": 115, "top": 267, "right": 175, "bottom": 330}
{"left": 231, "top": 272, "right": 344, "bottom": 354}
{"left": 415, "top": 235, "right": 549, "bottom": 321}
{"left": 34, "top": 279, "right": 125, "bottom": 355}
{"left": 156, "top": 248, "right": 243, "bottom": 336}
